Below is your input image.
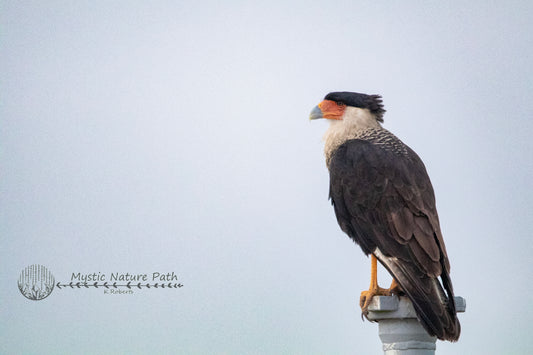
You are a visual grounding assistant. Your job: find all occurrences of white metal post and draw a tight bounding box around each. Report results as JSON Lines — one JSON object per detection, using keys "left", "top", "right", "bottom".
{"left": 366, "top": 296, "right": 466, "bottom": 354}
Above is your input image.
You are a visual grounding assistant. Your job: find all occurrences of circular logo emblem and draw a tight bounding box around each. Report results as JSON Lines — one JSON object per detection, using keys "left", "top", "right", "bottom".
{"left": 18, "top": 265, "right": 55, "bottom": 301}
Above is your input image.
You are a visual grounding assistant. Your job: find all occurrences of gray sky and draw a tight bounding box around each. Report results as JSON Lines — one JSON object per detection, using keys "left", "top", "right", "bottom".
{"left": 1, "top": 1, "right": 532, "bottom": 354}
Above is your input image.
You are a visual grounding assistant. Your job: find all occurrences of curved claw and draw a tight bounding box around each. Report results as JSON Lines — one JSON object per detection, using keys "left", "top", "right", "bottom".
{"left": 359, "top": 286, "right": 392, "bottom": 315}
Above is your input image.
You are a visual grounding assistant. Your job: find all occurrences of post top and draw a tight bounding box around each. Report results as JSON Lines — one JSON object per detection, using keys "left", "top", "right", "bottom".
{"left": 366, "top": 296, "right": 466, "bottom": 321}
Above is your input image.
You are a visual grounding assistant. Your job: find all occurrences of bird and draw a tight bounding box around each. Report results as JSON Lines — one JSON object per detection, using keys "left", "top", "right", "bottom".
{"left": 310, "top": 91, "right": 460, "bottom": 341}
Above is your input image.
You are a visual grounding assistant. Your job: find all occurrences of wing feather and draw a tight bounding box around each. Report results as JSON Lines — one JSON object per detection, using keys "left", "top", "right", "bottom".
{"left": 328, "top": 138, "right": 460, "bottom": 341}
{"left": 390, "top": 207, "right": 414, "bottom": 242}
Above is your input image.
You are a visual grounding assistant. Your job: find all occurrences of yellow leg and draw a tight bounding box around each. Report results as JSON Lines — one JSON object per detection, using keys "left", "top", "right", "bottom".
{"left": 359, "top": 255, "right": 396, "bottom": 313}
{"left": 389, "top": 278, "right": 402, "bottom": 294}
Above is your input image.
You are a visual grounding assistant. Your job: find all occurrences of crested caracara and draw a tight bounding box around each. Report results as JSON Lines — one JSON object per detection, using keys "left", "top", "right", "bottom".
{"left": 310, "top": 91, "right": 460, "bottom": 341}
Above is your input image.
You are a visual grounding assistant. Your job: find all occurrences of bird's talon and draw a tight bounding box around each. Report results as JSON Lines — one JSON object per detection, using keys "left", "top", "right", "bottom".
{"left": 359, "top": 286, "right": 392, "bottom": 314}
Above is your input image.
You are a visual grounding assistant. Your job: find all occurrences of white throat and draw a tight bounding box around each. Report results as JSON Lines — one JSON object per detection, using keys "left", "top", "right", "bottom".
{"left": 323, "top": 107, "right": 381, "bottom": 166}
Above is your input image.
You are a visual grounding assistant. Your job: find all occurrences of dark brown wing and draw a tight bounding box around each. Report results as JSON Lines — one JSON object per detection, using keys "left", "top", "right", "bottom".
{"left": 328, "top": 138, "right": 460, "bottom": 341}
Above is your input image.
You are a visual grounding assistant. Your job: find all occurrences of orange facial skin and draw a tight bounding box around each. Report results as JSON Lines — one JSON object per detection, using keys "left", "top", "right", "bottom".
{"left": 318, "top": 100, "right": 346, "bottom": 120}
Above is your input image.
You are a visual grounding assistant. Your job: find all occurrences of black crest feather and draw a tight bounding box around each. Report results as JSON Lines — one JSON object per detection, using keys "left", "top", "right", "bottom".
{"left": 324, "top": 92, "right": 386, "bottom": 122}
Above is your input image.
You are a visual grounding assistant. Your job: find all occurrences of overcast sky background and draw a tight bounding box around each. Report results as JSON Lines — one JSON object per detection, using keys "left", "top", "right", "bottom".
{"left": 1, "top": 1, "right": 532, "bottom": 354}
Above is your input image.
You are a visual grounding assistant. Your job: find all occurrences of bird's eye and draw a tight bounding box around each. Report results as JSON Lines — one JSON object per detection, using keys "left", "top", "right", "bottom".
{"left": 336, "top": 102, "right": 345, "bottom": 107}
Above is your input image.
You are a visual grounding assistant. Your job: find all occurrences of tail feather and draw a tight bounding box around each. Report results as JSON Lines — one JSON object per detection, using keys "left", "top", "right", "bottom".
{"left": 374, "top": 249, "right": 461, "bottom": 341}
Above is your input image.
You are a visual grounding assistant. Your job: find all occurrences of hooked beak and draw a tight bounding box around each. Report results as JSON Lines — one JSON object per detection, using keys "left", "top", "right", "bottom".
{"left": 309, "top": 105, "right": 323, "bottom": 120}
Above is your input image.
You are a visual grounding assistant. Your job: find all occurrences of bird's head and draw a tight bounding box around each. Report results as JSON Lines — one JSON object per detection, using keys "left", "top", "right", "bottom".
{"left": 309, "top": 91, "right": 386, "bottom": 124}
